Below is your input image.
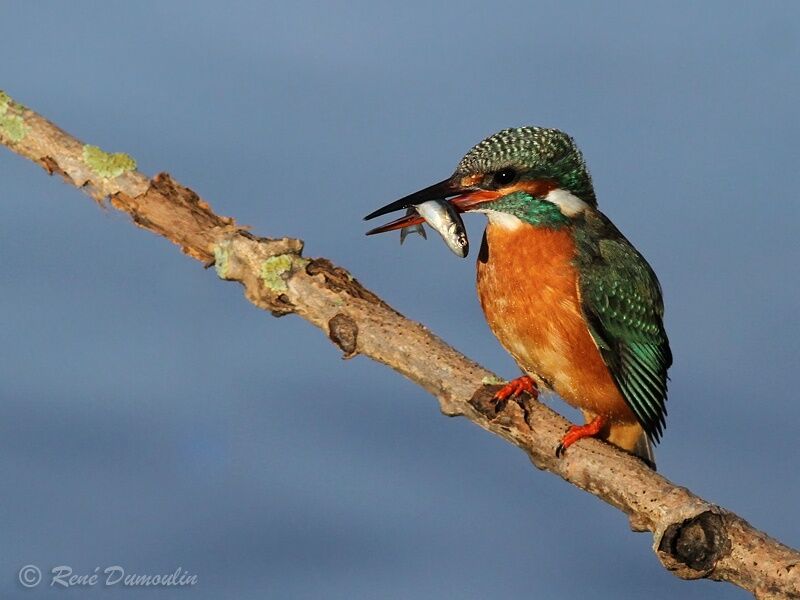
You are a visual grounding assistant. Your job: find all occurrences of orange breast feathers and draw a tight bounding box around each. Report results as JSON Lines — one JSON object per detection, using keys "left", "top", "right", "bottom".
{"left": 476, "top": 221, "right": 636, "bottom": 424}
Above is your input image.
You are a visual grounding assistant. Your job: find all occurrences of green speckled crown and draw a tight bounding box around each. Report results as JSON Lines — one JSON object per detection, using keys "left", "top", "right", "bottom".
{"left": 456, "top": 127, "right": 596, "bottom": 206}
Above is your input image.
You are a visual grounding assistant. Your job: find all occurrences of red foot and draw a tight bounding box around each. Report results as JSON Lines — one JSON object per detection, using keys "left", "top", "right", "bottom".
{"left": 556, "top": 415, "right": 606, "bottom": 457}
{"left": 493, "top": 375, "right": 538, "bottom": 403}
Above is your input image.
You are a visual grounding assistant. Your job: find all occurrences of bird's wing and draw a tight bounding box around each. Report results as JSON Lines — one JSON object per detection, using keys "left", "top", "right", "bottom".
{"left": 574, "top": 211, "right": 672, "bottom": 442}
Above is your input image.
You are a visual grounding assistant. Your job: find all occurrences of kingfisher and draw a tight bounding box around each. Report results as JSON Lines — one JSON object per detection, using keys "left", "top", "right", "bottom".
{"left": 364, "top": 127, "right": 671, "bottom": 467}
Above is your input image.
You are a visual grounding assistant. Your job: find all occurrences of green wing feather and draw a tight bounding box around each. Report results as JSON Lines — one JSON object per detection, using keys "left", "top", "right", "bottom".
{"left": 574, "top": 211, "right": 672, "bottom": 442}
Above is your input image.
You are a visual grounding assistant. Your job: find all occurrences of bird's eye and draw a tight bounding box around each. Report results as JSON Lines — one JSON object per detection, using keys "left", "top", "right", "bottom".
{"left": 491, "top": 168, "right": 518, "bottom": 187}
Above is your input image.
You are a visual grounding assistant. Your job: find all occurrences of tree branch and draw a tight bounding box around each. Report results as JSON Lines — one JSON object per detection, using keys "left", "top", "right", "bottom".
{"left": 2, "top": 90, "right": 798, "bottom": 599}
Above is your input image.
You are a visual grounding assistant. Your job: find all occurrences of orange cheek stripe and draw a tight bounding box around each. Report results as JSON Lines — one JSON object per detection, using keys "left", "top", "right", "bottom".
{"left": 501, "top": 178, "right": 559, "bottom": 197}
{"left": 452, "top": 177, "right": 560, "bottom": 210}
{"left": 459, "top": 174, "right": 483, "bottom": 187}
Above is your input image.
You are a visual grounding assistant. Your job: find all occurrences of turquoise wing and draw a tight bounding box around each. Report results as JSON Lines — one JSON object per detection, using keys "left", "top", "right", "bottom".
{"left": 574, "top": 211, "right": 672, "bottom": 442}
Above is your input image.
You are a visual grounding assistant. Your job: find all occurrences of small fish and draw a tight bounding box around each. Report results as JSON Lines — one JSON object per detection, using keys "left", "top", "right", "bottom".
{"left": 408, "top": 200, "right": 469, "bottom": 258}
{"left": 366, "top": 199, "right": 469, "bottom": 258}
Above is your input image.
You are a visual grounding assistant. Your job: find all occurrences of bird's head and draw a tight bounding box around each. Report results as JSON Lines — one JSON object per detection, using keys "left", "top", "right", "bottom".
{"left": 365, "top": 127, "right": 596, "bottom": 233}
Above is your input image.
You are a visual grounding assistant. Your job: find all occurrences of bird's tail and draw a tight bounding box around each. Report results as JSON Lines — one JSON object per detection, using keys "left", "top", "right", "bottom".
{"left": 633, "top": 432, "right": 656, "bottom": 471}
{"left": 578, "top": 412, "right": 657, "bottom": 469}
{"left": 600, "top": 417, "right": 657, "bottom": 470}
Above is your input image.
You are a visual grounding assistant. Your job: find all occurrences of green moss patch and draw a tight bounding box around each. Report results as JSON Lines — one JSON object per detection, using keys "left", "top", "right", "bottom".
{"left": 261, "top": 255, "right": 295, "bottom": 292}
{"left": 82, "top": 144, "right": 137, "bottom": 178}
{"left": 0, "top": 90, "right": 28, "bottom": 142}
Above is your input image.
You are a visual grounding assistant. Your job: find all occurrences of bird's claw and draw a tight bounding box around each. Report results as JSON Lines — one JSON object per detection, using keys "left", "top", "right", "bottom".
{"left": 492, "top": 375, "right": 538, "bottom": 404}
{"left": 554, "top": 415, "right": 606, "bottom": 458}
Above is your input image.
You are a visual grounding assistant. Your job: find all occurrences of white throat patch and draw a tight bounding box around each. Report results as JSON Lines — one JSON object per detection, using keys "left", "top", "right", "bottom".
{"left": 485, "top": 210, "right": 524, "bottom": 230}
{"left": 544, "top": 188, "right": 589, "bottom": 216}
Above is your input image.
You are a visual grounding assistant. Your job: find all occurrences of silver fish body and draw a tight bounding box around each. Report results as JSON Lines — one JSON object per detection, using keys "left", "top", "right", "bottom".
{"left": 402, "top": 200, "right": 469, "bottom": 258}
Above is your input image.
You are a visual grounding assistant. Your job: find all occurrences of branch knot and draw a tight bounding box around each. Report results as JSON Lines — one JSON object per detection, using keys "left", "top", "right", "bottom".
{"left": 658, "top": 510, "right": 731, "bottom": 578}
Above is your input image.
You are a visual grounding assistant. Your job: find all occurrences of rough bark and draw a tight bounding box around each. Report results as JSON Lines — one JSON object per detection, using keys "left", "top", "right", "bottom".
{"left": 2, "top": 90, "right": 798, "bottom": 599}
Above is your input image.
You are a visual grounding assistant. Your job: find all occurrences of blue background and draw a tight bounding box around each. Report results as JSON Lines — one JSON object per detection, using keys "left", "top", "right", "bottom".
{"left": 2, "top": 2, "right": 799, "bottom": 598}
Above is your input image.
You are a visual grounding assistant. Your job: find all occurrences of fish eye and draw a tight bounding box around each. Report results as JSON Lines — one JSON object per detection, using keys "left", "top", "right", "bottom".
{"left": 491, "top": 168, "right": 518, "bottom": 187}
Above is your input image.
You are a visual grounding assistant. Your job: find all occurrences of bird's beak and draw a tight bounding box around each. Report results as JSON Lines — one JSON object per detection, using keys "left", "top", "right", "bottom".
{"left": 364, "top": 176, "right": 501, "bottom": 235}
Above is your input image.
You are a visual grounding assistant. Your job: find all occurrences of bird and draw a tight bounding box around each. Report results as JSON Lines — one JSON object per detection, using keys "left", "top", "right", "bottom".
{"left": 364, "top": 127, "right": 671, "bottom": 468}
